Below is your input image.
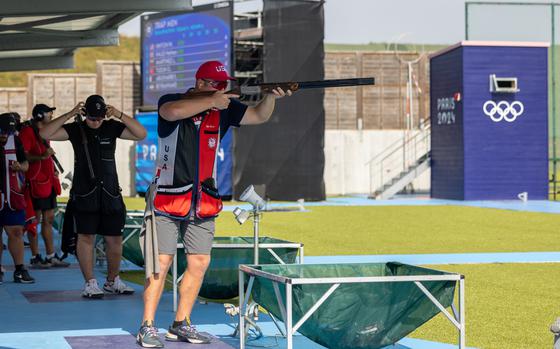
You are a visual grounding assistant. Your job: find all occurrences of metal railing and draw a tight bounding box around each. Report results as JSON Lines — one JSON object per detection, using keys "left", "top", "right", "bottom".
{"left": 367, "top": 125, "right": 431, "bottom": 196}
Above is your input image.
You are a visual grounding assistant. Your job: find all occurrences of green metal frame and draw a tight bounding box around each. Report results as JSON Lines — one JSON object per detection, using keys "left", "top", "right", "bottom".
{"left": 465, "top": 1, "right": 558, "bottom": 199}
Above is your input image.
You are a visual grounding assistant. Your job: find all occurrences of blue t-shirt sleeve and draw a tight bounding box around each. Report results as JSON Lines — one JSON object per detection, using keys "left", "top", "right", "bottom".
{"left": 220, "top": 99, "right": 247, "bottom": 138}
{"left": 157, "top": 93, "right": 182, "bottom": 138}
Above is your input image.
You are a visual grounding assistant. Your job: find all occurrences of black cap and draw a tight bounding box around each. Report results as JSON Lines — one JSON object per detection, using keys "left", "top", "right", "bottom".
{"left": 32, "top": 104, "right": 56, "bottom": 121}
{"left": 0, "top": 113, "right": 17, "bottom": 134}
{"left": 85, "top": 95, "right": 107, "bottom": 119}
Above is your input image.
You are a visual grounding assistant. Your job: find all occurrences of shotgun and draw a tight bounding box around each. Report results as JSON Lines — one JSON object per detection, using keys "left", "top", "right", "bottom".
{"left": 181, "top": 77, "right": 375, "bottom": 98}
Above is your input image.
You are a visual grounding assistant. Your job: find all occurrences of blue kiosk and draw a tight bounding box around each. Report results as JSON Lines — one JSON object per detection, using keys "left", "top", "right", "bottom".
{"left": 430, "top": 41, "right": 549, "bottom": 200}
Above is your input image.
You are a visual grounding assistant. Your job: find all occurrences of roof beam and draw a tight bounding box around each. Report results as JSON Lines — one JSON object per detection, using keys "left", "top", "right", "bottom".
{"left": 0, "top": 0, "right": 192, "bottom": 16}
{"left": 0, "top": 54, "right": 73, "bottom": 72}
{"left": 0, "top": 30, "right": 119, "bottom": 51}
{"left": 0, "top": 14, "right": 94, "bottom": 32}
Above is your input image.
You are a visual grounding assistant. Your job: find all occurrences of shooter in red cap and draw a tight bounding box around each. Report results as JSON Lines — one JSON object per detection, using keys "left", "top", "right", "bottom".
{"left": 136, "top": 60, "right": 292, "bottom": 347}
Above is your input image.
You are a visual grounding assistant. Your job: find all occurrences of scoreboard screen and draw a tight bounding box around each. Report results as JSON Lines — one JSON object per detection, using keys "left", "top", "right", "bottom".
{"left": 141, "top": 2, "right": 232, "bottom": 106}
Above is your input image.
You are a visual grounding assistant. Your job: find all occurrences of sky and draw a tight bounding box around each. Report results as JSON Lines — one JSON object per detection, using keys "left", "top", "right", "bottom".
{"left": 118, "top": 0, "right": 560, "bottom": 45}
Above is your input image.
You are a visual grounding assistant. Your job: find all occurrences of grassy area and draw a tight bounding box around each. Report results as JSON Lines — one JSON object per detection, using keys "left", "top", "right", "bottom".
{"left": 411, "top": 263, "right": 560, "bottom": 349}
{"left": 87, "top": 201, "right": 560, "bottom": 256}
{"left": 96, "top": 200, "right": 560, "bottom": 255}
{"left": 213, "top": 205, "right": 559, "bottom": 256}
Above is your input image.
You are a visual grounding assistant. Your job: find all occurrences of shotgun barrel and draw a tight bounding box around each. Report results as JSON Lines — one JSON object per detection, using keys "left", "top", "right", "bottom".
{"left": 181, "top": 77, "right": 375, "bottom": 99}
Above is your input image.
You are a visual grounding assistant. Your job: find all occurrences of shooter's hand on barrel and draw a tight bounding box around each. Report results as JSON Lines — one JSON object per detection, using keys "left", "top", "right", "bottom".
{"left": 240, "top": 87, "right": 292, "bottom": 125}
{"left": 268, "top": 87, "right": 293, "bottom": 99}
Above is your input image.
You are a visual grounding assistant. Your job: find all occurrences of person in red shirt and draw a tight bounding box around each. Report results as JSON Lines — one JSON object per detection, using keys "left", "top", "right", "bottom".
{"left": 12, "top": 113, "right": 38, "bottom": 251}
{"left": 19, "top": 104, "right": 68, "bottom": 268}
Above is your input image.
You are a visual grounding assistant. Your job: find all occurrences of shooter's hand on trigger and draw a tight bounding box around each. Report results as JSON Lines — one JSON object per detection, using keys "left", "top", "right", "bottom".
{"left": 210, "top": 89, "right": 240, "bottom": 110}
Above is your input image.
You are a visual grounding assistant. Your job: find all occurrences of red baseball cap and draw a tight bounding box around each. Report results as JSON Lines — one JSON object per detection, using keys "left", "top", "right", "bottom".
{"left": 195, "top": 61, "right": 236, "bottom": 81}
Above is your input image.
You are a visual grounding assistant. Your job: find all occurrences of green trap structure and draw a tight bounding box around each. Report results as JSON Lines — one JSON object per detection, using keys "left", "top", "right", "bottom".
{"left": 172, "top": 237, "right": 304, "bottom": 310}
{"left": 239, "top": 262, "right": 465, "bottom": 349}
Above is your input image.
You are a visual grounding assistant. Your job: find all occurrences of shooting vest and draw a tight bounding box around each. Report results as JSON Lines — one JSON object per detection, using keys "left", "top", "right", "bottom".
{"left": 153, "top": 109, "right": 223, "bottom": 219}
{"left": 20, "top": 123, "right": 59, "bottom": 199}
{"left": 70, "top": 120, "right": 125, "bottom": 215}
{"left": 1, "top": 135, "right": 26, "bottom": 211}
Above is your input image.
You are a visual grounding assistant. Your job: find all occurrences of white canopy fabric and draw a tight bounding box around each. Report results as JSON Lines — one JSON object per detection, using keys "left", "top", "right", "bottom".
{"left": 0, "top": 0, "right": 192, "bottom": 71}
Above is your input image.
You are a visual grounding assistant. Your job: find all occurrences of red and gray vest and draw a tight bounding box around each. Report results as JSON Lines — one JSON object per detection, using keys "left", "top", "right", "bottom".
{"left": 153, "top": 109, "right": 223, "bottom": 219}
{"left": 19, "top": 124, "right": 60, "bottom": 199}
{"left": 1, "top": 135, "right": 26, "bottom": 211}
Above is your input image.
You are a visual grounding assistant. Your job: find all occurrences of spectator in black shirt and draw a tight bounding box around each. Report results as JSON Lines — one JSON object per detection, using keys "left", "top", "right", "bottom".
{"left": 40, "top": 95, "right": 147, "bottom": 298}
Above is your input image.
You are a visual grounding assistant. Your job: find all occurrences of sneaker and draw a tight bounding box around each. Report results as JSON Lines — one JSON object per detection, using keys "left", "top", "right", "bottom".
{"left": 46, "top": 254, "right": 70, "bottom": 268}
{"left": 0, "top": 271, "right": 3, "bottom": 285}
{"left": 30, "top": 254, "right": 52, "bottom": 269}
{"left": 103, "top": 275, "right": 134, "bottom": 295}
{"left": 137, "top": 321, "right": 164, "bottom": 348}
{"left": 13, "top": 269, "right": 35, "bottom": 284}
{"left": 81, "top": 279, "right": 104, "bottom": 299}
{"left": 165, "top": 323, "right": 211, "bottom": 344}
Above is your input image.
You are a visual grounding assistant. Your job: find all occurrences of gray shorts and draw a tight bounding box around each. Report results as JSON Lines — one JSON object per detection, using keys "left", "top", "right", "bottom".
{"left": 156, "top": 215, "right": 215, "bottom": 255}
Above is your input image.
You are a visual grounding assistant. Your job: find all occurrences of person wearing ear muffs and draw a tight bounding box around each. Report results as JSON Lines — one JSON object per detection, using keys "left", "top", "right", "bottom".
{"left": 40, "top": 95, "right": 147, "bottom": 298}
{"left": 19, "top": 104, "right": 69, "bottom": 269}
{"left": 0, "top": 113, "right": 34, "bottom": 284}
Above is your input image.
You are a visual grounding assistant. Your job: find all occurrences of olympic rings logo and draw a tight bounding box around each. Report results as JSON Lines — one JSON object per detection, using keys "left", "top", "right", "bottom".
{"left": 483, "top": 100, "right": 524, "bottom": 123}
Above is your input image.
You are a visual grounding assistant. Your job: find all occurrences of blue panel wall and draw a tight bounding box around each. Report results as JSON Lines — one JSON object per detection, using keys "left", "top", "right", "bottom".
{"left": 135, "top": 112, "right": 159, "bottom": 194}
{"left": 462, "top": 46, "right": 548, "bottom": 200}
{"left": 430, "top": 43, "right": 548, "bottom": 200}
{"left": 430, "top": 47, "right": 465, "bottom": 200}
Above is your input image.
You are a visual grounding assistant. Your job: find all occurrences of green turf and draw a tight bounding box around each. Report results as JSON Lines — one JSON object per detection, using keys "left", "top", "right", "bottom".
{"left": 73, "top": 199, "right": 560, "bottom": 255}
{"left": 60, "top": 200, "right": 560, "bottom": 255}
{"left": 410, "top": 263, "right": 560, "bottom": 349}
{"left": 213, "top": 205, "right": 560, "bottom": 256}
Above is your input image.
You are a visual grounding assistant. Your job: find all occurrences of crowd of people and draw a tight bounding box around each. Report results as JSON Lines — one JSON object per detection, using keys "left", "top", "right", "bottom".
{"left": 0, "top": 60, "right": 291, "bottom": 348}
{"left": 0, "top": 95, "right": 145, "bottom": 295}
